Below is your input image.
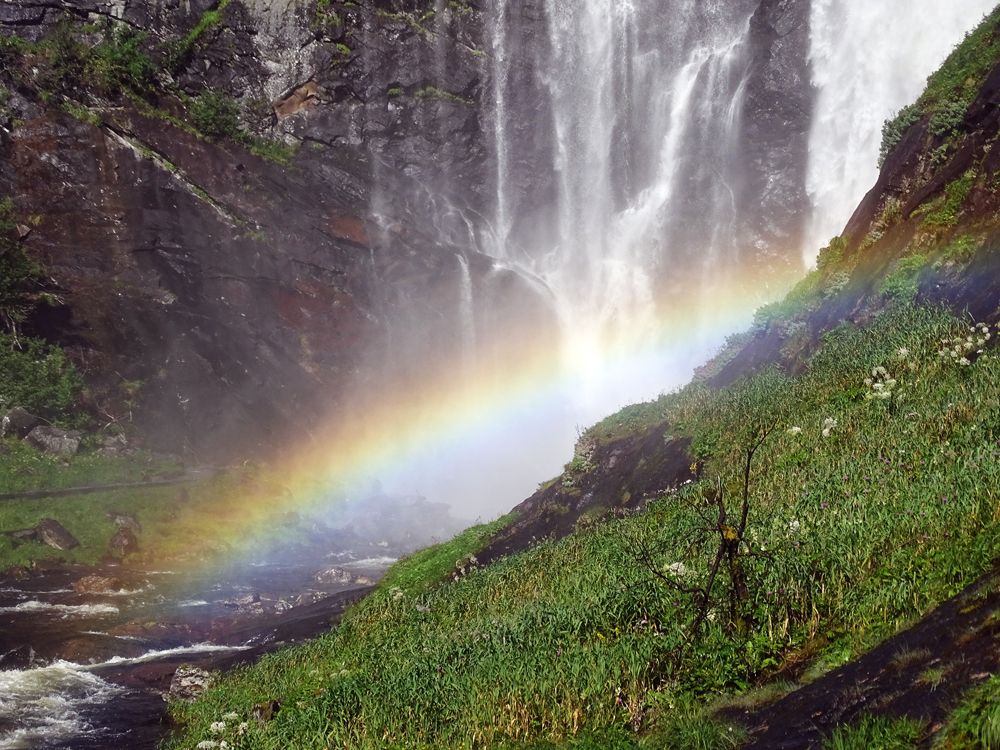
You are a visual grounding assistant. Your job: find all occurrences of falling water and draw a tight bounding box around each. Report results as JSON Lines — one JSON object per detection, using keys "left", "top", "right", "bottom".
{"left": 490, "top": 0, "right": 763, "bottom": 418}
{"left": 804, "top": 0, "right": 998, "bottom": 260}
{"left": 456, "top": 254, "right": 477, "bottom": 371}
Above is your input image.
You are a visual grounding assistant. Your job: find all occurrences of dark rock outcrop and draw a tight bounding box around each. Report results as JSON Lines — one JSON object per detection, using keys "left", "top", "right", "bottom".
{"left": 107, "top": 511, "right": 142, "bottom": 534}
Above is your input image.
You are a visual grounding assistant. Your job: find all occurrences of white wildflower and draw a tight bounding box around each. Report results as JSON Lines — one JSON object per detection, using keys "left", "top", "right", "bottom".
{"left": 986, "top": 332, "right": 992, "bottom": 341}
{"left": 872, "top": 383, "right": 885, "bottom": 392}
{"left": 897, "top": 347, "right": 909, "bottom": 358}
{"left": 965, "top": 341, "right": 974, "bottom": 350}
{"left": 885, "top": 379, "right": 897, "bottom": 388}
{"left": 666, "top": 562, "right": 688, "bottom": 578}
{"left": 864, "top": 378, "right": 873, "bottom": 387}
{"left": 788, "top": 426, "right": 802, "bottom": 434}
{"left": 788, "top": 518, "right": 801, "bottom": 535}
{"left": 222, "top": 713, "right": 239, "bottom": 721}
{"left": 210, "top": 722, "right": 226, "bottom": 734}
{"left": 879, "top": 391, "right": 892, "bottom": 400}
{"left": 959, "top": 357, "right": 971, "bottom": 366}
{"left": 238, "top": 723, "right": 249, "bottom": 735}
{"left": 196, "top": 743, "right": 218, "bottom": 750}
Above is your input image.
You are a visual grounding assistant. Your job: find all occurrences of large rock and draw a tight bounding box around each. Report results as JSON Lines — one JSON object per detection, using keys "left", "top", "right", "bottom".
{"left": 109, "top": 527, "right": 139, "bottom": 557}
{"left": 165, "top": 665, "right": 214, "bottom": 703}
{"left": 314, "top": 567, "right": 375, "bottom": 586}
{"left": 25, "top": 426, "right": 81, "bottom": 456}
{"left": 35, "top": 519, "right": 79, "bottom": 550}
{"left": 1, "top": 408, "right": 41, "bottom": 439}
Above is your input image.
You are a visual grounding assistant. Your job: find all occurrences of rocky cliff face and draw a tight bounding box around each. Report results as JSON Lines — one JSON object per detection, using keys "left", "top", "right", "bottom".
{"left": 0, "top": 0, "right": 815, "bottom": 461}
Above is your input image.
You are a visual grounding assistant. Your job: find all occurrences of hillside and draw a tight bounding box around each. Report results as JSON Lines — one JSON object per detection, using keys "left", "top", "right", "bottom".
{"left": 165, "top": 8, "right": 1000, "bottom": 750}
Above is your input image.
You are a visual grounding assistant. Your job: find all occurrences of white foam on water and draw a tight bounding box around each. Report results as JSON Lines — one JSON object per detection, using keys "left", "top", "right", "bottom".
{"left": 0, "top": 662, "right": 123, "bottom": 749}
{"left": 91, "top": 642, "right": 245, "bottom": 667}
{"left": 339, "top": 557, "right": 398, "bottom": 569}
{"left": 0, "top": 601, "right": 119, "bottom": 618}
{"left": 177, "top": 599, "right": 210, "bottom": 608}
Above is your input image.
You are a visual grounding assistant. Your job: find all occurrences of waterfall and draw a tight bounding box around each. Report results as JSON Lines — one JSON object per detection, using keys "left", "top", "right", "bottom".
{"left": 456, "top": 254, "right": 477, "bottom": 371}
{"left": 804, "top": 0, "right": 997, "bottom": 260}
{"left": 490, "top": 0, "right": 763, "bottom": 418}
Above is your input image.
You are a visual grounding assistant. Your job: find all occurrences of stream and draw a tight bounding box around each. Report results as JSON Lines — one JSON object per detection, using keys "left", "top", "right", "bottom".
{"left": 0, "top": 548, "right": 394, "bottom": 749}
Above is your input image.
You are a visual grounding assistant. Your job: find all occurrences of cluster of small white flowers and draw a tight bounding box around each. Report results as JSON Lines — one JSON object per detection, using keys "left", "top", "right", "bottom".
{"left": 666, "top": 562, "right": 688, "bottom": 578}
{"left": 210, "top": 722, "right": 227, "bottom": 734}
{"left": 787, "top": 426, "right": 802, "bottom": 435}
{"left": 863, "top": 365, "right": 900, "bottom": 402}
{"left": 390, "top": 587, "right": 405, "bottom": 601}
{"left": 221, "top": 713, "right": 239, "bottom": 721}
{"left": 897, "top": 347, "right": 909, "bottom": 359}
{"left": 821, "top": 417, "right": 837, "bottom": 438}
{"left": 787, "top": 518, "right": 801, "bottom": 535}
{"left": 938, "top": 322, "right": 993, "bottom": 363}
{"left": 196, "top": 742, "right": 219, "bottom": 750}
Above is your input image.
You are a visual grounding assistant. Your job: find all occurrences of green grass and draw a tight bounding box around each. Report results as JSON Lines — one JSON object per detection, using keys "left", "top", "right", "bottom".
{"left": 166, "top": 302, "right": 1000, "bottom": 749}
{"left": 823, "top": 714, "right": 924, "bottom": 750}
{"left": 937, "top": 674, "right": 1000, "bottom": 749}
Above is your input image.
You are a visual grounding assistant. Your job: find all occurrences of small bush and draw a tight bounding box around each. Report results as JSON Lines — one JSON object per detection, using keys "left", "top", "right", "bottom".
{"left": 929, "top": 99, "right": 968, "bottom": 137}
{"left": 879, "top": 104, "right": 921, "bottom": 169}
{"left": 0, "top": 333, "right": 82, "bottom": 423}
{"left": 84, "top": 23, "right": 157, "bottom": 97}
{"left": 922, "top": 171, "right": 976, "bottom": 228}
{"left": 190, "top": 90, "right": 241, "bottom": 138}
{"left": 817, "top": 236, "right": 848, "bottom": 271}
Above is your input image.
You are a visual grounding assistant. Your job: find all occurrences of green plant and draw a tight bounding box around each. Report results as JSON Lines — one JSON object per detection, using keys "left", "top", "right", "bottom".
{"left": 0, "top": 198, "right": 43, "bottom": 332}
{"left": 823, "top": 271, "right": 851, "bottom": 299}
{"left": 190, "top": 90, "right": 241, "bottom": 138}
{"left": 929, "top": 100, "right": 968, "bottom": 137}
{"left": 817, "top": 236, "right": 848, "bottom": 271}
{"left": 939, "top": 674, "right": 1000, "bottom": 749}
{"left": 84, "top": 22, "right": 157, "bottom": 97}
{"left": 879, "top": 104, "right": 921, "bottom": 169}
{"left": 923, "top": 171, "right": 976, "bottom": 228}
{"left": 880, "top": 255, "right": 930, "bottom": 301}
{"left": 0, "top": 333, "right": 82, "bottom": 422}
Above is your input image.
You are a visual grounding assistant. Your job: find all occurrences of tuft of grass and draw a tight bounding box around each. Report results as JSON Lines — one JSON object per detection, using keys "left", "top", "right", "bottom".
{"left": 823, "top": 714, "right": 924, "bottom": 750}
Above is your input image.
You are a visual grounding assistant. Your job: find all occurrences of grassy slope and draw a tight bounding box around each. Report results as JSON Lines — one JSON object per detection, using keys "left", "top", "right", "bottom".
{"left": 165, "top": 10, "right": 1000, "bottom": 749}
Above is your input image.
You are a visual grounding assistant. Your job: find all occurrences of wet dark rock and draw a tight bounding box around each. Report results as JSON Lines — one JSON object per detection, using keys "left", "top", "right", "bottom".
{"left": 251, "top": 699, "right": 280, "bottom": 723}
{"left": 107, "top": 511, "right": 142, "bottom": 534}
{"left": 223, "top": 593, "right": 261, "bottom": 608}
{"left": 56, "top": 635, "right": 148, "bottom": 664}
{"left": 110, "top": 527, "right": 140, "bottom": 557}
{"left": 35, "top": 518, "right": 79, "bottom": 550}
{"left": 314, "top": 567, "right": 375, "bottom": 586}
{"left": 73, "top": 575, "right": 130, "bottom": 594}
{"left": 25, "top": 426, "right": 82, "bottom": 456}
{"left": 4, "top": 527, "right": 38, "bottom": 543}
{"left": 165, "top": 665, "right": 214, "bottom": 703}
{"left": 1, "top": 407, "right": 41, "bottom": 439}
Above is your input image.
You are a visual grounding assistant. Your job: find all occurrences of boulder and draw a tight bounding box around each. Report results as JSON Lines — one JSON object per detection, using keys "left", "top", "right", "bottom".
{"left": 109, "top": 527, "right": 139, "bottom": 557}
{"left": 166, "top": 665, "right": 214, "bottom": 702}
{"left": 314, "top": 567, "right": 375, "bottom": 586}
{"left": 1, "top": 407, "right": 41, "bottom": 439}
{"left": 73, "top": 575, "right": 129, "bottom": 594}
{"left": 35, "top": 518, "right": 79, "bottom": 550}
{"left": 25, "top": 426, "right": 81, "bottom": 456}
{"left": 106, "top": 512, "right": 142, "bottom": 534}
